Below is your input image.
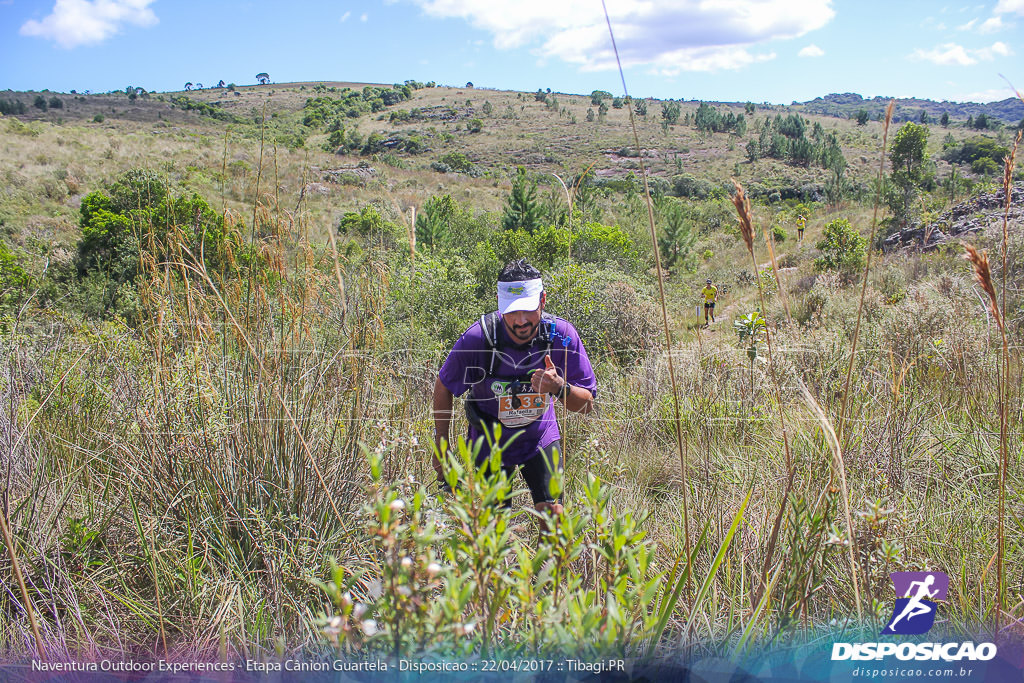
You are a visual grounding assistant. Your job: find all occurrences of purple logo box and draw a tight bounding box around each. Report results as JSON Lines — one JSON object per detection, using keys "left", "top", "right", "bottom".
{"left": 891, "top": 571, "right": 949, "bottom": 600}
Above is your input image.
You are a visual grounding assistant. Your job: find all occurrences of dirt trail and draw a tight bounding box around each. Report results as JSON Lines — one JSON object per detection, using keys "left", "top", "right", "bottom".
{"left": 693, "top": 248, "right": 800, "bottom": 334}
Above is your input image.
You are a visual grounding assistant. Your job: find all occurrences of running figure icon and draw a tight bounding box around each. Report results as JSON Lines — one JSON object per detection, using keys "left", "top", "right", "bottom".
{"left": 881, "top": 571, "right": 948, "bottom": 635}
{"left": 886, "top": 575, "right": 938, "bottom": 632}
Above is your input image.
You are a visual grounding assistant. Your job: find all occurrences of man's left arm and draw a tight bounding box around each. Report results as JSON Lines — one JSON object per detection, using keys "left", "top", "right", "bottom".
{"left": 531, "top": 325, "right": 596, "bottom": 415}
{"left": 530, "top": 355, "right": 594, "bottom": 414}
{"left": 561, "top": 382, "right": 594, "bottom": 415}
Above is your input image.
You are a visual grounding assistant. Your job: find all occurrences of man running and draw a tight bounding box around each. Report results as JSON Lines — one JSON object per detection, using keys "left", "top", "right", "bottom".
{"left": 701, "top": 278, "right": 718, "bottom": 327}
{"left": 796, "top": 214, "right": 806, "bottom": 242}
{"left": 886, "top": 575, "right": 939, "bottom": 632}
{"left": 432, "top": 259, "right": 597, "bottom": 516}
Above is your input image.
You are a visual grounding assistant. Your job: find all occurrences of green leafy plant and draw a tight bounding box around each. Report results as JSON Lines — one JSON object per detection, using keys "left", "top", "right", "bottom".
{"left": 734, "top": 311, "right": 767, "bottom": 397}
{"left": 814, "top": 218, "right": 867, "bottom": 273}
{"left": 502, "top": 168, "right": 542, "bottom": 233}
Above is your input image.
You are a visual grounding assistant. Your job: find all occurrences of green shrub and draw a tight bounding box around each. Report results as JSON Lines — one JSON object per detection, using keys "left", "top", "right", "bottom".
{"left": 385, "top": 254, "right": 481, "bottom": 349}
{"left": 0, "top": 240, "right": 32, "bottom": 308}
{"left": 321, "top": 445, "right": 681, "bottom": 658}
{"left": 438, "top": 151, "right": 472, "bottom": 173}
{"left": 970, "top": 157, "right": 1000, "bottom": 176}
{"left": 943, "top": 137, "right": 1009, "bottom": 168}
{"left": 815, "top": 218, "right": 867, "bottom": 273}
{"left": 573, "top": 221, "right": 641, "bottom": 270}
{"left": 93, "top": 114, "right": 105, "bottom": 123}
{"left": 672, "top": 174, "right": 713, "bottom": 199}
{"left": 72, "top": 170, "right": 238, "bottom": 318}
{"left": 0, "top": 99, "right": 27, "bottom": 115}
{"left": 338, "top": 204, "right": 406, "bottom": 251}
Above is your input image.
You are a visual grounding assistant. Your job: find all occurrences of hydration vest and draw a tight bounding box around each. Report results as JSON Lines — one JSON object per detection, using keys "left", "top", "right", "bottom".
{"left": 466, "top": 311, "right": 559, "bottom": 429}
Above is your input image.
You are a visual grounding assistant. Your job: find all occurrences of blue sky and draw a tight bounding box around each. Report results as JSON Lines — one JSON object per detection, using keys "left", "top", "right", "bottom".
{"left": 1, "top": 0, "right": 1021, "bottom": 104}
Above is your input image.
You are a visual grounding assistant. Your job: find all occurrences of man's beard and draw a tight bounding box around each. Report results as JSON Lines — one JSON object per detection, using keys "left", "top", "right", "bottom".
{"left": 508, "top": 320, "right": 537, "bottom": 343}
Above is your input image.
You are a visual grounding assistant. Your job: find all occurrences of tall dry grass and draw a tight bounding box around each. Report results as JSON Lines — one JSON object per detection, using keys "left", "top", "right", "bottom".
{"left": 1, "top": 79, "right": 1023, "bottom": 661}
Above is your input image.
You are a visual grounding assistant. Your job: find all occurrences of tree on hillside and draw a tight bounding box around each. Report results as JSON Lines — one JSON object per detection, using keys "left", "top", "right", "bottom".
{"left": 940, "top": 112, "right": 949, "bottom": 127}
{"left": 888, "top": 122, "right": 931, "bottom": 229}
{"left": 634, "top": 98, "right": 648, "bottom": 118}
{"left": 657, "top": 202, "right": 696, "bottom": 269}
{"left": 855, "top": 109, "right": 869, "bottom": 125}
{"left": 256, "top": 73, "right": 270, "bottom": 85}
{"left": 415, "top": 194, "right": 459, "bottom": 251}
{"left": 502, "top": 168, "right": 542, "bottom": 233}
{"left": 217, "top": 80, "right": 225, "bottom": 88}
{"left": 824, "top": 155, "right": 850, "bottom": 208}
{"left": 184, "top": 82, "right": 193, "bottom": 91}
{"left": 661, "top": 101, "right": 681, "bottom": 126}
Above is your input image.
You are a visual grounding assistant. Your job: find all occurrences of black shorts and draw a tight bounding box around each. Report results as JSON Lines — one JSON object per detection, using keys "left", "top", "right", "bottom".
{"left": 704, "top": 302, "right": 715, "bottom": 309}
{"left": 476, "top": 440, "right": 563, "bottom": 506}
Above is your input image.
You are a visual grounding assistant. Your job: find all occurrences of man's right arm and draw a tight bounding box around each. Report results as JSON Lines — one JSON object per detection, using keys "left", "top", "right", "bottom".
{"left": 432, "top": 377, "right": 454, "bottom": 479}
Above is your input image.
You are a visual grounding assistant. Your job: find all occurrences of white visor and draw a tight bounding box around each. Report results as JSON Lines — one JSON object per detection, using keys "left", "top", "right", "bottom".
{"left": 497, "top": 278, "right": 543, "bottom": 314}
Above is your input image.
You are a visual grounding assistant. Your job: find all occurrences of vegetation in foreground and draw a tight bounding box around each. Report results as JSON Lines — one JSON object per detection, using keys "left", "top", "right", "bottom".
{"left": 0, "top": 80, "right": 1022, "bottom": 662}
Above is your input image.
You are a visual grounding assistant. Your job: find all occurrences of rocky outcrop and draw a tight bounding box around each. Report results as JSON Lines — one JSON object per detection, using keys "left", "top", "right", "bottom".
{"left": 884, "top": 183, "right": 1024, "bottom": 251}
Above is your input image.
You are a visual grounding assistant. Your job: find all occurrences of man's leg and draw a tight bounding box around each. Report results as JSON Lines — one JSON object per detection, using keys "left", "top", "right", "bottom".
{"left": 520, "top": 441, "right": 564, "bottom": 517}
{"left": 710, "top": 303, "right": 716, "bottom": 322}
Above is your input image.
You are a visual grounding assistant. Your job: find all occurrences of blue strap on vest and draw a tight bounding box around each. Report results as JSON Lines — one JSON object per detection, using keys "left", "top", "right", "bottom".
{"left": 479, "top": 310, "right": 556, "bottom": 376}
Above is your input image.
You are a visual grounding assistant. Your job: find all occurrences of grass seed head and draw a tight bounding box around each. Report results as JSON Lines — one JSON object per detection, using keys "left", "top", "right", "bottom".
{"left": 731, "top": 179, "right": 755, "bottom": 253}
{"left": 963, "top": 242, "right": 1001, "bottom": 325}
{"left": 1004, "top": 130, "right": 1020, "bottom": 207}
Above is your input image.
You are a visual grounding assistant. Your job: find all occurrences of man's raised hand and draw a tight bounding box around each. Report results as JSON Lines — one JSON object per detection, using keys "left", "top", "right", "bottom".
{"left": 531, "top": 354, "right": 564, "bottom": 395}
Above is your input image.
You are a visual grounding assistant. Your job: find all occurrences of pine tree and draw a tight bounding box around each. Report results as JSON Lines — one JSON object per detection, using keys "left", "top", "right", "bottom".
{"left": 502, "top": 168, "right": 542, "bottom": 233}
{"left": 416, "top": 194, "right": 458, "bottom": 251}
{"left": 657, "top": 203, "right": 696, "bottom": 268}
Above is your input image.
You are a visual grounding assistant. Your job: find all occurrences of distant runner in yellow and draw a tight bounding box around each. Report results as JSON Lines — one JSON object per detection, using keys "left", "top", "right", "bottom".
{"left": 796, "top": 214, "right": 806, "bottom": 242}
{"left": 701, "top": 278, "right": 718, "bottom": 327}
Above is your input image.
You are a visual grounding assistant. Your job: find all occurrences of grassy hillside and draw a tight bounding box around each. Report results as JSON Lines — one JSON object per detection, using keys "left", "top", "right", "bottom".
{"left": 0, "top": 80, "right": 1022, "bottom": 663}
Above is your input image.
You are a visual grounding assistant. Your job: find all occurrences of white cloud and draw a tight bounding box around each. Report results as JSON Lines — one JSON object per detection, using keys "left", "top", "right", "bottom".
{"left": 959, "top": 14, "right": 1007, "bottom": 32}
{"left": 20, "top": 0, "right": 157, "bottom": 49}
{"left": 994, "top": 0, "right": 1024, "bottom": 15}
{"left": 798, "top": 43, "right": 824, "bottom": 57}
{"left": 360, "top": 12, "right": 368, "bottom": 21}
{"left": 340, "top": 11, "right": 351, "bottom": 22}
{"left": 956, "top": 87, "right": 1018, "bottom": 102}
{"left": 409, "top": 0, "right": 834, "bottom": 73}
{"left": 911, "top": 43, "right": 976, "bottom": 65}
{"left": 977, "top": 15, "right": 1004, "bottom": 31}
{"left": 975, "top": 40, "right": 1012, "bottom": 58}
{"left": 909, "top": 40, "right": 1013, "bottom": 65}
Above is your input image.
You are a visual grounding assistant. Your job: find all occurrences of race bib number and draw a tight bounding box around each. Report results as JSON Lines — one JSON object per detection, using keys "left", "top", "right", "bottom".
{"left": 493, "top": 381, "right": 549, "bottom": 427}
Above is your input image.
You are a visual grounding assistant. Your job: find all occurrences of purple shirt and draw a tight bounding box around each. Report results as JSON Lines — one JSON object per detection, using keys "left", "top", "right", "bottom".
{"left": 439, "top": 316, "right": 597, "bottom": 465}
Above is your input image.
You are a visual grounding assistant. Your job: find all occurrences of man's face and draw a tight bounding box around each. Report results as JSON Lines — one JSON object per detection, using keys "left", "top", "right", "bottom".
{"left": 502, "top": 292, "right": 546, "bottom": 344}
